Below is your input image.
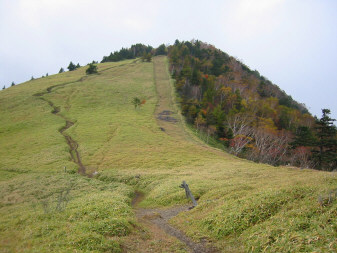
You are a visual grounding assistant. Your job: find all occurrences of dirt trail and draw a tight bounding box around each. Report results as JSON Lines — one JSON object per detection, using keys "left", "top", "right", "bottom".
{"left": 153, "top": 56, "right": 190, "bottom": 140}
{"left": 33, "top": 78, "right": 87, "bottom": 175}
{"left": 124, "top": 57, "right": 218, "bottom": 252}
{"left": 33, "top": 62, "right": 140, "bottom": 175}
{"left": 131, "top": 192, "right": 217, "bottom": 253}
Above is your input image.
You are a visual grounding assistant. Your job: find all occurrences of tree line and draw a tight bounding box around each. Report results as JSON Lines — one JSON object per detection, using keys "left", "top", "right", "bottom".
{"left": 101, "top": 43, "right": 167, "bottom": 63}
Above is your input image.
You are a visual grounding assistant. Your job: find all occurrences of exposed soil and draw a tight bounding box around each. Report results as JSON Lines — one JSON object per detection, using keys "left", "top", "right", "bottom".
{"left": 157, "top": 110, "right": 179, "bottom": 123}
{"left": 132, "top": 192, "right": 218, "bottom": 253}
{"left": 33, "top": 79, "right": 87, "bottom": 175}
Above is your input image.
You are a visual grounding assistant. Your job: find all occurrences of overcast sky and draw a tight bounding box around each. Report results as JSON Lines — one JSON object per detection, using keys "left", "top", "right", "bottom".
{"left": 1, "top": 0, "right": 336, "bottom": 120}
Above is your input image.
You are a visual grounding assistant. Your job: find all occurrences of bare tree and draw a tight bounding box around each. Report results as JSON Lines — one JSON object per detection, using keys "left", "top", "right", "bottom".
{"left": 226, "top": 113, "right": 254, "bottom": 155}
{"left": 250, "top": 128, "right": 290, "bottom": 165}
{"left": 290, "top": 146, "right": 315, "bottom": 169}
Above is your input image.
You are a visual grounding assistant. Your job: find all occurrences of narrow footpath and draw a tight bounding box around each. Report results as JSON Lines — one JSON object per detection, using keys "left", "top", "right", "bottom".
{"left": 124, "top": 56, "right": 218, "bottom": 253}
{"left": 34, "top": 78, "right": 87, "bottom": 175}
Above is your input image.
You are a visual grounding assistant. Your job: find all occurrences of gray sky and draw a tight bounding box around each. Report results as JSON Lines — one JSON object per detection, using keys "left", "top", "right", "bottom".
{"left": 1, "top": 0, "right": 336, "bottom": 120}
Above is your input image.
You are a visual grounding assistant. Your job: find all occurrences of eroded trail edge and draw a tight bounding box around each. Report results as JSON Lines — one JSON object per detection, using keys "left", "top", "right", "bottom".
{"left": 34, "top": 78, "right": 87, "bottom": 175}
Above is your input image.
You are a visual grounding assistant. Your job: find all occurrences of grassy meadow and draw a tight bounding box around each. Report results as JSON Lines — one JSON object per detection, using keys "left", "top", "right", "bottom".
{"left": 0, "top": 56, "right": 336, "bottom": 252}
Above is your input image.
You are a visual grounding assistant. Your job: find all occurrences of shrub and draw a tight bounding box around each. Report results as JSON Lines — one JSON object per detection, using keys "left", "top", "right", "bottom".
{"left": 86, "top": 63, "right": 98, "bottom": 75}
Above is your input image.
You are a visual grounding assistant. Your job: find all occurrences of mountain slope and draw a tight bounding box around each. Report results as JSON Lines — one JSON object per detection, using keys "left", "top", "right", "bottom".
{"left": 0, "top": 57, "right": 336, "bottom": 252}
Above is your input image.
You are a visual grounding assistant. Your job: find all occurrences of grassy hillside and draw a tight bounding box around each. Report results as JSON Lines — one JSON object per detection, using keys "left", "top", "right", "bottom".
{"left": 0, "top": 57, "right": 336, "bottom": 252}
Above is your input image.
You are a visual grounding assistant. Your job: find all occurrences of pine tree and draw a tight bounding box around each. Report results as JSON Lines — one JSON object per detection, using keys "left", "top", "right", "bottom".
{"left": 11, "top": 82, "right": 15, "bottom": 87}
{"left": 31, "top": 76, "right": 34, "bottom": 80}
{"left": 155, "top": 44, "right": 167, "bottom": 55}
{"left": 76, "top": 63, "right": 81, "bottom": 69}
{"left": 59, "top": 67, "right": 64, "bottom": 73}
{"left": 313, "top": 109, "right": 337, "bottom": 171}
{"left": 291, "top": 126, "right": 316, "bottom": 148}
{"left": 2, "top": 85, "right": 5, "bottom": 90}
{"left": 67, "top": 62, "right": 76, "bottom": 71}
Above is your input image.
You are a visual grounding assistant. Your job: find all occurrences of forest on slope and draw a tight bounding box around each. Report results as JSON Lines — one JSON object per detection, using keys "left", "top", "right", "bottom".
{"left": 101, "top": 40, "right": 337, "bottom": 171}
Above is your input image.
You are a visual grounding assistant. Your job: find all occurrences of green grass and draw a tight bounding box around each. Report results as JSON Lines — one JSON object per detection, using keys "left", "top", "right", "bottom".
{"left": 0, "top": 57, "right": 336, "bottom": 252}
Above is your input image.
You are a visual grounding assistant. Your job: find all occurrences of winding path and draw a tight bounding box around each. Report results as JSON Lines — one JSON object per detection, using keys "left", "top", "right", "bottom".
{"left": 34, "top": 78, "right": 87, "bottom": 175}
{"left": 32, "top": 62, "right": 133, "bottom": 175}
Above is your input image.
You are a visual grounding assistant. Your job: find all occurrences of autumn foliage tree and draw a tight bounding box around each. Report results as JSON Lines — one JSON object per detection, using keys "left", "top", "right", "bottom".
{"left": 167, "top": 39, "right": 319, "bottom": 168}
{"left": 141, "top": 53, "right": 152, "bottom": 62}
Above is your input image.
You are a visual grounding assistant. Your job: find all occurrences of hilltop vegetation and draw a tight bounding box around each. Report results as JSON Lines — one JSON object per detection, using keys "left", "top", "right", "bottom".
{"left": 0, "top": 44, "right": 336, "bottom": 252}
{"left": 167, "top": 40, "right": 337, "bottom": 170}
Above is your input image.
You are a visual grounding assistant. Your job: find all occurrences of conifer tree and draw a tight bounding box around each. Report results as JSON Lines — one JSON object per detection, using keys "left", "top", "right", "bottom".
{"left": 67, "top": 62, "right": 76, "bottom": 71}
{"left": 59, "top": 67, "right": 64, "bottom": 73}
{"left": 155, "top": 44, "right": 167, "bottom": 55}
{"left": 291, "top": 126, "right": 316, "bottom": 148}
{"left": 2, "top": 85, "right": 5, "bottom": 90}
{"left": 11, "top": 82, "right": 15, "bottom": 86}
{"left": 313, "top": 109, "right": 337, "bottom": 170}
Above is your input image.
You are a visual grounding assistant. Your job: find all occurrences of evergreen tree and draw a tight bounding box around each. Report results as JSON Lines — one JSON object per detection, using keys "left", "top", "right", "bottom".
{"left": 313, "top": 109, "right": 337, "bottom": 171}
{"left": 31, "top": 76, "right": 34, "bottom": 80}
{"left": 86, "top": 63, "right": 98, "bottom": 74}
{"left": 46, "top": 73, "right": 48, "bottom": 77}
{"left": 155, "top": 44, "right": 167, "bottom": 55}
{"left": 291, "top": 126, "right": 316, "bottom": 148}
{"left": 76, "top": 63, "right": 81, "bottom": 69}
{"left": 2, "top": 85, "right": 5, "bottom": 90}
{"left": 11, "top": 82, "right": 15, "bottom": 86}
{"left": 59, "top": 67, "right": 64, "bottom": 73}
{"left": 68, "top": 62, "right": 76, "bottom": 71}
